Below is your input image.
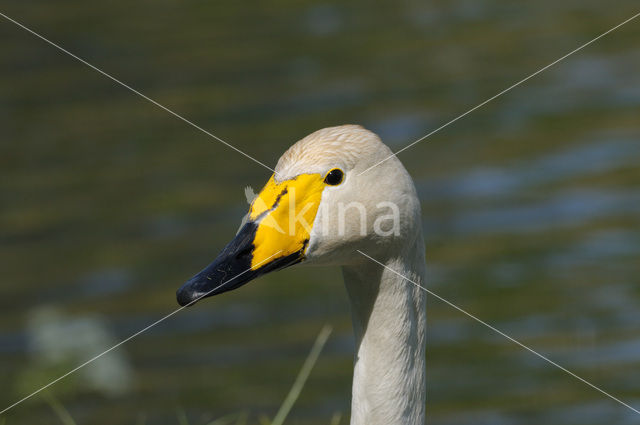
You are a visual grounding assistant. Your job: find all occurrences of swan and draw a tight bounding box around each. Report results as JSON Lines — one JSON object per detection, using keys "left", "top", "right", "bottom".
{"left": 176, "top": 125, "right": 427, "bottom": 425}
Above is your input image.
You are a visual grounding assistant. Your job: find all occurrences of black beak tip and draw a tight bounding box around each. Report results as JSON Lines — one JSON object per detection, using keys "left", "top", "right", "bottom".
{"left": 176, "top": 288, "right": 192, "bottom": 307}
{"left": 175, "top": 221, "right": 305, "bottom": 308}
{"left": 176, "top": 279, "right": 201, "bottom": 307}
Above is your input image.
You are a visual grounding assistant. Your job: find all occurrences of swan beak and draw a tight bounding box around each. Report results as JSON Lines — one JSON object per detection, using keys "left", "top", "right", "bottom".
{"left": 175, "top": 220, "right": 305, "bottom": 306}
{"left": 176, "top": 173, "right": 325, "bottom": 306}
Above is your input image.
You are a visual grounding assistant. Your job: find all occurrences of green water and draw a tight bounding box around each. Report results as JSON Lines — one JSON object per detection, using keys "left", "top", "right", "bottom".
{"left": 1, "top": 1, "right": 640, "bottom": 424}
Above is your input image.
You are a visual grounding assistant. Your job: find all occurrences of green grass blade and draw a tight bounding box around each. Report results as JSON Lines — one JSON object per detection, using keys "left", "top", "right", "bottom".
{"left": 176, "top": 408, "right": 190, "bottom": 425}
{"left": 42, "top": 392, "right": 76, "bottom": 425}
{"left": 270, "top": 324, "right": 332, "bottom": 425}
{"left": 204, "top": 411, "right": 246, "bottom": 425}
{"left": 329, "top": 411, "right": 342, "bottom": 425}
{"left": 258, "top": 414, "right": 271, "bottom": 425}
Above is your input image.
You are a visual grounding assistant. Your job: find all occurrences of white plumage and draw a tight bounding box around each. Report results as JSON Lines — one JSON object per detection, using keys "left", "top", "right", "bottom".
{"left": 179, "top": 124, "right": 427, "bottom": 425}
{"left": 278, "top": 125, "right": 427, "bottom": 425}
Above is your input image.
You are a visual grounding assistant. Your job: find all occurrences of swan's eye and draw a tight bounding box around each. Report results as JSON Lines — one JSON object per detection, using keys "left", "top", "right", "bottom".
{"left": 324, "top": 168, "right": 344, "bottom": 186}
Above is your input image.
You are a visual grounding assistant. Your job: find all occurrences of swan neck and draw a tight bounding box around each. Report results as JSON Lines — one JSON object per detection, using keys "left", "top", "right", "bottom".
{"left": 342, "top": 238, "right": 427, "bottom": 425}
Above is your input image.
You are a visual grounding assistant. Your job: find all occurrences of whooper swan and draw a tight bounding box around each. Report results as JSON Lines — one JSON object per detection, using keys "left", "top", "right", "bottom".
{"left": 177, "top": 125, "right": 427, "bottom": 425}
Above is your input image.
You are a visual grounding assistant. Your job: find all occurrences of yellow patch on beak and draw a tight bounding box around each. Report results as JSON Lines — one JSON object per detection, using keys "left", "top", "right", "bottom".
{"left": 248, "top": 174, "right": 325, "bottom": 270}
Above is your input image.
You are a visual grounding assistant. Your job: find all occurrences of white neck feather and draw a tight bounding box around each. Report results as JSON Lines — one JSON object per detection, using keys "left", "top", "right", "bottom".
{"left": 342, "top": 234, "right": 427, "bottom": 425}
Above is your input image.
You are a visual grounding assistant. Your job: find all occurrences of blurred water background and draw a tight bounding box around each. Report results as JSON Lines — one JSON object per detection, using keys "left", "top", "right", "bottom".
{"left": 1, "top": 1, "right": 640, "bottom": 424}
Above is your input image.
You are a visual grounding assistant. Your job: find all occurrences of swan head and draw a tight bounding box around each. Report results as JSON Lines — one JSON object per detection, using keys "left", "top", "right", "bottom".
{"left": 176, "top": 124, "right": 421, "bottom": 306}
